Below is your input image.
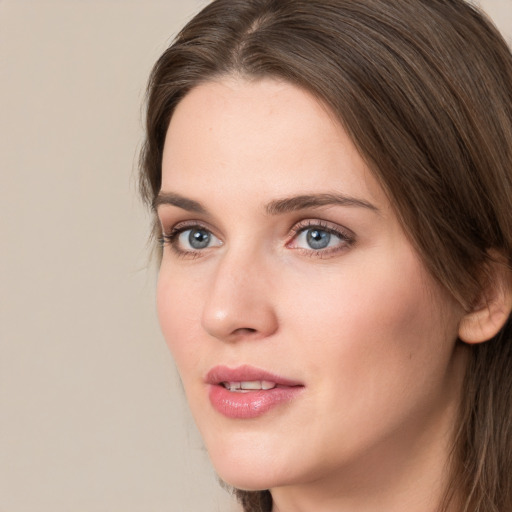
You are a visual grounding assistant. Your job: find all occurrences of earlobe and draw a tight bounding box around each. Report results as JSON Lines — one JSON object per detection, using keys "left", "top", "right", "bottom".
{"left": 458, "top": 254, "right": 512, "bottom": 344}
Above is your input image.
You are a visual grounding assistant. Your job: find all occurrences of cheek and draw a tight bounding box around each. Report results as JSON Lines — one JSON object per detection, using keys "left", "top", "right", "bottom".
{"left": 156, "top": 269, "right": 203, "bottom": 373}
{"left": 280, "top": 248, "right": 459, "bottom": 391}
{"left": 268, "top": 252, "right": 462, "bottom": 469}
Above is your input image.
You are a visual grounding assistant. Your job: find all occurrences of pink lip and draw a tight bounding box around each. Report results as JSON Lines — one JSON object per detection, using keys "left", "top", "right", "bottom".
{"left": 206, "top": 365, "right": 304, "bottom": 419}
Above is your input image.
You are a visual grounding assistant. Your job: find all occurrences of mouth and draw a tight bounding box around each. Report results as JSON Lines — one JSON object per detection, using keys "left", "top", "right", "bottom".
{"left": 206, "top": 365, "right": 304, "bottom": 419}
{"left": 206, "top": 364, "right": 302, "bottom": 387}
{"left": 221, "top": 380, "right": 279, "bottom": 392}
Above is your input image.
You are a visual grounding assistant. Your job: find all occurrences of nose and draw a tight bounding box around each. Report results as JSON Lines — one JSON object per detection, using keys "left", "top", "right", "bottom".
{"left": 201, "top": 249, "right": 279, "bottom": 342}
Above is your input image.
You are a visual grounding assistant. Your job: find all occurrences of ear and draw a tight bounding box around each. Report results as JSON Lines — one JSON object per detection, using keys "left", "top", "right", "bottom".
{"left": 459, "top": 252, "right": 512, "bottom": 344}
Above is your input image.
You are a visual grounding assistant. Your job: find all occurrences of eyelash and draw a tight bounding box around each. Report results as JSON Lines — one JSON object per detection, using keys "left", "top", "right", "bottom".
{"left": 158, "top": 220, "right": 215, "bottom": 259}
{"left": 287, "top": 219, "right": 355, "bottom": 258}
{"left": 159, "top": 219, "right": 355, "bottom": 259}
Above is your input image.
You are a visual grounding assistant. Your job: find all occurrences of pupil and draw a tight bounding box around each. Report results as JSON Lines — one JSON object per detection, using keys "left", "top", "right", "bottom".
{"left": 189, "top": 229, "right": 210, "bottom": 249}
{"left": 307, "top": 229, "right": 330, "bottom": 250}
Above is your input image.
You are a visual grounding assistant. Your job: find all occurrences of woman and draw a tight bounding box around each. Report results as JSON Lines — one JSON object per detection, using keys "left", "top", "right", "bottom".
{"left": 140, "top": 1, "right": 512, "bottom": 511}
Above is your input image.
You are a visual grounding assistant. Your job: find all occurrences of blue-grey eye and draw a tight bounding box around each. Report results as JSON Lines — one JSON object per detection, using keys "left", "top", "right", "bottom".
{"left": 293, "top": 226, "right": 348, "bottom": 251}
{"left": 307, "top": 229, "right": 331, "bottom": 249}
{"left": 188, "top": 228, "right": 211, "bottom": 249}
{"left": 173, "top": 226, "right": 222, "bottom": 252}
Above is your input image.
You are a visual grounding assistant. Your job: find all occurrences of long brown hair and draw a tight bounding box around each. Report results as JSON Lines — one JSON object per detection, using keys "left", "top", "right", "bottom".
{"left": 140, "top": 1, "right": 512, "bottom": 510}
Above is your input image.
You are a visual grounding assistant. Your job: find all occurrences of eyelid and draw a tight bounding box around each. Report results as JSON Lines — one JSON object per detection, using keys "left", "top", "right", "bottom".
{"left": 289, "top": 219, "right": 355, "bottom": 239}
{"left": 286, "top": 219, "right": 356, "bottom": 255}
{"left": 159, "top": 220, "right": 222, "bottom": 257}
{"left": 161, "top": 218, "right": 219, "bottom": 237}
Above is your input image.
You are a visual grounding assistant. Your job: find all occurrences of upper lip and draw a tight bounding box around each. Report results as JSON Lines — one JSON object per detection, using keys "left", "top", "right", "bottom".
{"left": 206, "top": 365, "right": 303, "bottom": 387}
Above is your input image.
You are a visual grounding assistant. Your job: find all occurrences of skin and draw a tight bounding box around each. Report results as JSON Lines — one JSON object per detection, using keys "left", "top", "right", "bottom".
{"left": 156, "top": 77, "right": 469, "bottom": 512}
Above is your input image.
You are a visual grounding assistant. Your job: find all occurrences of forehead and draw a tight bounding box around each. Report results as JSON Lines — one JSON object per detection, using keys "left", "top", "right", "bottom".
{"left": 161, "top": 77, "right": 385, "bottom": 210}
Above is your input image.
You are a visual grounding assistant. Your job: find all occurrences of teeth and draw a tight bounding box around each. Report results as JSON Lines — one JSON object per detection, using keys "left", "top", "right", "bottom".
{"left": 241, "top": 381, "right": 264, "bottom": 390}
{"left": 222, "top": 381, "right": 277, "bottom": 392}
{"left": 223, "top": 382, "right": 241, "bottom": 391}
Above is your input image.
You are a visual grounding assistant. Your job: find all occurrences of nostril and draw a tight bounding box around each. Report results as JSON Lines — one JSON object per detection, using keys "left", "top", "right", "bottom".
{"left": 233, "top": 327, "right": 258, "bottom": 335}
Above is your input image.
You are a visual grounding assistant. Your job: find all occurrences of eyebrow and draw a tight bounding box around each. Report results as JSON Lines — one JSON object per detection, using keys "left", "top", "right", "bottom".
{"left": 153, "top": 192, "right": 207, "bottom": 214}
{"left": 265, "top": 193, "right": 378, "bottom": 215}
{"left": 154, "top": 191, "right": 378, "bottom": 215}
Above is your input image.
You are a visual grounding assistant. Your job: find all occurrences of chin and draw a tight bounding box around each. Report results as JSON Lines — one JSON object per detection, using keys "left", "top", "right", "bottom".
{"left": 215, "top": 467, "right": 281, "bottom": 493}
{"left": 205, "top": 438, "right": 290, "bottom": 491}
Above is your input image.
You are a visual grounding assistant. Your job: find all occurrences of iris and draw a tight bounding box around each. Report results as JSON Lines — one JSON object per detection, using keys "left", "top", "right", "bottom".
{"left": 189, "top": 228, "right": 211, "bottom": 249}
{"left": 306, "top": 229, "right": 331, "bottom": 250}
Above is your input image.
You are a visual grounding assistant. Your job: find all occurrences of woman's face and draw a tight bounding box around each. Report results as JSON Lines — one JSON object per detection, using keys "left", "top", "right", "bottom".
{"left": 156, "top": 78, "right": 467, "bottom": 497}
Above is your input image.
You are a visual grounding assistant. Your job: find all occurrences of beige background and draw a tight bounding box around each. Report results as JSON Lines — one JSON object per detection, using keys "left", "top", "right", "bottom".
{"left": 0, "top": 1, "right": 510, "bottom": 511}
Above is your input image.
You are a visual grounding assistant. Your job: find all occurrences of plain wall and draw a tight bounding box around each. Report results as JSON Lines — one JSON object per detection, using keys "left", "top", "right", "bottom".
{"left": 1, "top": 1, "right": 511, "bottom": 511}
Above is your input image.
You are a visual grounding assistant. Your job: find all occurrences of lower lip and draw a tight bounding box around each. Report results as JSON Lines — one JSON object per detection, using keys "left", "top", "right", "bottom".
{"left": 208, "top": 384, "right": 303, "bottom": 419}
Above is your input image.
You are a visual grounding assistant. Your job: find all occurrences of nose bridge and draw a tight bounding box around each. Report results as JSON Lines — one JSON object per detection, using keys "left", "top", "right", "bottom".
{"left": 201, "top": 242, "right": 278, "bottom": 342}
